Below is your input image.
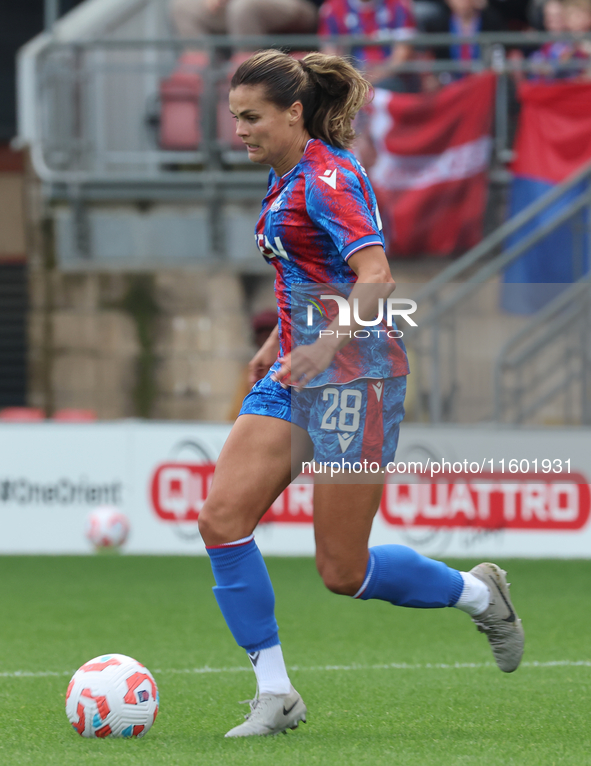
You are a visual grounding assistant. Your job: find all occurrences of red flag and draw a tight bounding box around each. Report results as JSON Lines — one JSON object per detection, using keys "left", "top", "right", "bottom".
{"left": 364, "top": 73, "right": 496, "bottom": 257}
{"left": 511, "top": 80, "right": 591, "bottom": 184}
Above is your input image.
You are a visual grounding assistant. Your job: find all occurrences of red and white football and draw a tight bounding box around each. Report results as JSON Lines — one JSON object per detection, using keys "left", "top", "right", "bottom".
{"left": 85, "top": 506, "right": 129, "bottom": 549}
{"left": 66, "top": 654, "right": 159, "bottom": 738}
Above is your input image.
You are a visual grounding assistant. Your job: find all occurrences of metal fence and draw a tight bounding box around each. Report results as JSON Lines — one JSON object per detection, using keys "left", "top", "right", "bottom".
{"left": 21, "top": 30, "right": 590, "bottom": 266}
{"left": 28, "top": 31, "right": 591, "bottom": 185}
{"left": 493, "top": 276, "right": 591, "bottom": 425}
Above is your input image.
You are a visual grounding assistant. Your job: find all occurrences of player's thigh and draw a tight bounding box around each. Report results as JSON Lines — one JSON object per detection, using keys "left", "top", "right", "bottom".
{"left": 313, "top": 481, "right": 384, "bottom": 594}
{"left": 199, "top": 413, "right": 312, "bottom": 545}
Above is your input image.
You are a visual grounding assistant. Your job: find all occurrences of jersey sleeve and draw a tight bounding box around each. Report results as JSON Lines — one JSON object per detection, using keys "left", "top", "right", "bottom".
{"left": 305, "top": 164, "right": 384, "bottom": 262}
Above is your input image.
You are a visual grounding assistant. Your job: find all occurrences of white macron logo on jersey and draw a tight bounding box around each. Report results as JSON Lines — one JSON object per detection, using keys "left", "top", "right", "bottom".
{"left": 372, "top": 382, "right": 383, "bottom": 402}
{"left": 338, "top": 433, "right": 355, "bottom": 453}
{"left": 319, "top": 168, "right": 337, "bottom": 190}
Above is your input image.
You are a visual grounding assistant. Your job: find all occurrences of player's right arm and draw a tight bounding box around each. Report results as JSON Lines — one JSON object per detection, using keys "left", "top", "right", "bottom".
{"left": 248, "top": 324, "right": 280, "bottom": 386}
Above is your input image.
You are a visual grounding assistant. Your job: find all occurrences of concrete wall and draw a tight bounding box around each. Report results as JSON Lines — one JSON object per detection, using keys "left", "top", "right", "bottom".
{"left": 20, "top": 147, "right": 276, "bottom": 422}
{"left": 27, "top": 265, "right": 259, "bottom": 421}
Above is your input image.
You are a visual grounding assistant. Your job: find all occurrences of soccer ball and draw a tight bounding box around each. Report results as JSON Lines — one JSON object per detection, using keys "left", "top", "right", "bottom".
{"left": 86, "top": 506, "right": 129, "bottom": 549}
{"left": 66, "top": 654, "right": 159, "bottom": 738}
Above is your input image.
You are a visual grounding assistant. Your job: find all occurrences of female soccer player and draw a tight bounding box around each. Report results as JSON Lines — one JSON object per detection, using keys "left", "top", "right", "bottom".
{"left": 198, "top": 50, "right": 524, "bottom": 738}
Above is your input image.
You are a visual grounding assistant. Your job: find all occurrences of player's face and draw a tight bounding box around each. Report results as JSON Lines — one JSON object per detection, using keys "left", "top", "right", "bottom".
{"left": 229, "top": 84, "right": 301, "bottom": 167}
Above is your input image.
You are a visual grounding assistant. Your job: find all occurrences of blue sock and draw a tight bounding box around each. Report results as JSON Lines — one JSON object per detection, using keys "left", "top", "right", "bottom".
{"left": 354, "top": 545, "right": 464, "bottom": 608}
{"left": 206, "top": 536, "right": 280, "bottom": 652}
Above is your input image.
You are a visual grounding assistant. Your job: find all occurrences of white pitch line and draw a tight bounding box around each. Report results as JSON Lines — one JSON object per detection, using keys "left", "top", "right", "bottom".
{"left": 1, "top": 660, "right": 589, "bottom": 679}
{"left": 0, "top": 671, "right": 73, "bottom": 678}
{"left": 155, "top": 660, "right": 591, "bottom": 674}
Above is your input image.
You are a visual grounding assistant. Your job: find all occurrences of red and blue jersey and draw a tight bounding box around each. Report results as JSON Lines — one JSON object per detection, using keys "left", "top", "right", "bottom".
{"left": 255, "top": 138, "right": 409, "bottom": 386}
{"left": 319, "top": 0, "right": 416, "bottom": 64}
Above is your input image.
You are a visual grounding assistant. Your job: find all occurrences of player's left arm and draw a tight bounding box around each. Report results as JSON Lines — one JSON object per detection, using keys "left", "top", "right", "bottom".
{"left": 273, "top": 246, "right": 396, "bottom": 390}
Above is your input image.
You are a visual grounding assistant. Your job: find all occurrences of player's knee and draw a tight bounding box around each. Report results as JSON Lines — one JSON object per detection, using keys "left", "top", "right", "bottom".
{"left": 316, "top": 559, "right": 365, "bottom": 597}
{"left": 198, "top": 498, "right": 249, "bottom": 546}
{"left": 197, "top": 507, "right": 215, "bottom": 542}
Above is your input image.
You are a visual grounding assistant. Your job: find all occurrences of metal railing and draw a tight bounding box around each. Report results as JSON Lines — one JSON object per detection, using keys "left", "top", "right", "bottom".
{"left": 25, "top": 31, "right": 591, "bottom": 187}
{"left": 406, "top": 160, "right": 591, "bottom": 424}
{"left": 19, "top": 30, "right": 590, "bottom": 265}
{"left": 493, "top": 276, "right": 591, "bottom": 425}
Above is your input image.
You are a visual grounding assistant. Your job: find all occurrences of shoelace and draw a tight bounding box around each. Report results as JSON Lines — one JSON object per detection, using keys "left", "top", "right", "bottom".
{"left": 238, "top": 685, "right": 261, "bottom": 720}
{"left": 238, "top": 699, "right": 257, "bottom": 721}
{"left": 473, "top": 619, "right": 509, "bottom": 638}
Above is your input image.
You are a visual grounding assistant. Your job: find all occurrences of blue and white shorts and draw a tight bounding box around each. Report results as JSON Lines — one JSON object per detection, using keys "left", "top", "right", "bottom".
{"left": 239, "top": 362, "right": 406, "bottom": 468}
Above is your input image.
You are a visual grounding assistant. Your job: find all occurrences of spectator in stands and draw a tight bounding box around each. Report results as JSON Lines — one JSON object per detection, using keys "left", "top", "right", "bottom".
{"left": 318, "top": 0, "right": 419, "bottom": 91}
{"left": 445, "top": 0, "right": 505, "bottom": 53}
{"left": 542, "top": 0, "right": 566, "bottom": 30}
{"left": 528, "top": 0, "right": 568, "bottom": 72}
{"left": 564, "top": 0, "right": 591, "bottom": 46}
{"left": 560, "top": 0, "right": 591, "bottom": 70}
{"left": 170, "top": 0, "right": 322, "bottom": 37}
{"left": 529, "top": 0, "right": 590, "bottom": 77}
{"left": 427, "top": 0, "right": 505, "bottom": 83}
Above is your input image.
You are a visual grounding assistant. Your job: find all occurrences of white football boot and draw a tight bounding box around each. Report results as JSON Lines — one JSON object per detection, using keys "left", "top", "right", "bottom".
{"left": 225, "top": 685, "right": 306, "bottom": 737}
{"left": 470, "top": 562, "right": 524, "bottom": 673}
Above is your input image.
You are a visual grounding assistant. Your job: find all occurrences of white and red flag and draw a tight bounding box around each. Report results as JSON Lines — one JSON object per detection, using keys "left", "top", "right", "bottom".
{"left": 362, "top": 73, "right": 496, "bottom": 257}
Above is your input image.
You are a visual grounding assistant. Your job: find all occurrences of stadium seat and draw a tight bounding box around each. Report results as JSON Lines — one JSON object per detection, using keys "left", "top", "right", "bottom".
{"left": 52, "top": 409, "right": 98, "bottom": 422}
{"left": 0, "top": 407, "right": 45, "bottom": 421}
{"left": 158, "top": 51, "right": 206, "bottom": 150}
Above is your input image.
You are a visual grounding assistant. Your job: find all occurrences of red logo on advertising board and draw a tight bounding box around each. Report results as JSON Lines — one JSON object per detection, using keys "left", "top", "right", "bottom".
{"left": 380, "top": 473, "right": 590, "bottom": 530}
{"left": 261, "top": 482, "right": 314, "bottom": 524}
{"left": 151, "top": 463, "right": 215, "bottom": 522}
{"left": 150, "top": 464, "right": 590, "bottom": 532}
{"left": 150, "top": 462, "right": 314, "bottom": 524}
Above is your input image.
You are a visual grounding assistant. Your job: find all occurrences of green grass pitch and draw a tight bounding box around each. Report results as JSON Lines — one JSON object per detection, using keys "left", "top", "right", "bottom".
{"left": 0, "top": 556, "right": 589, "bottom": 765}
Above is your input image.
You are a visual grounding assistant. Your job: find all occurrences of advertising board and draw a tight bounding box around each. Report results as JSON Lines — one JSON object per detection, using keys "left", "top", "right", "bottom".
{"left": 0, "top": 422, "right": 589, "bottom": 557}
